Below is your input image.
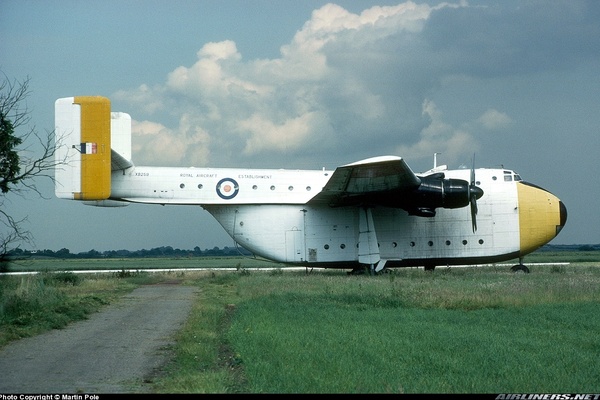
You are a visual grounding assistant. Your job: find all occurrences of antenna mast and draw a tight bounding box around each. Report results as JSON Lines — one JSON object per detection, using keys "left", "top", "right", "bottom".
{"left": 433, "top": 152, "right": 441, "bottom": 169}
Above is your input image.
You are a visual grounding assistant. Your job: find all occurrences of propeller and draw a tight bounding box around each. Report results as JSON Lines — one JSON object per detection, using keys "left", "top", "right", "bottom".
{"left": 469, "top": 154, "right": 484, "bottom": 232}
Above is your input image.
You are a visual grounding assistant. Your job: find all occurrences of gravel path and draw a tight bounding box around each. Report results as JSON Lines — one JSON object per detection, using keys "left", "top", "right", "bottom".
{"left": 0, "top": 284, "right": 197, "bottom": 394}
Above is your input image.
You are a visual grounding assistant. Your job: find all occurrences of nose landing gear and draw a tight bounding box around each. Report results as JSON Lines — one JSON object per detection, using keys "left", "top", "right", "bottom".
{"left": 511, "top": 257, "right": 530, "bottom": 273}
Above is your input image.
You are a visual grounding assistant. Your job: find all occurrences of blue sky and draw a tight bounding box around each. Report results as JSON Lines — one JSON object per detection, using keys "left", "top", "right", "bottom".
{"left": 1, "top": 0, "right": 599, "bottom": 253}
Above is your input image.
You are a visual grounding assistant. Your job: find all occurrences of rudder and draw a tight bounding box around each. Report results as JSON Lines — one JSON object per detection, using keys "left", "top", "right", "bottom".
{"left": 55, "top": 96, "right": 111, "bottom": 200}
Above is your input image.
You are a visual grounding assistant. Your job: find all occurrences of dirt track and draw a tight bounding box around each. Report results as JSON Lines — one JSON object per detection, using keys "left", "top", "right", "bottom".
{"left": 0, "top": 284, "right": 197, "bottom": 394}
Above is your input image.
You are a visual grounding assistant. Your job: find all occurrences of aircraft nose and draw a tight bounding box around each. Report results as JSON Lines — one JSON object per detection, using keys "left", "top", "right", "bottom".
{"left": 517, "top": 182, "right": 566, "bottom": 255}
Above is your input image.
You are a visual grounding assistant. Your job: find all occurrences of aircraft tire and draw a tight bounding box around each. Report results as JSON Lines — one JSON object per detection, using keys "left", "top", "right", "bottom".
{"left": 511, "top": 264, "right": 530, "bottom": 273}
{"left": 348, "top": 266, "right": 368, "bottom": 275}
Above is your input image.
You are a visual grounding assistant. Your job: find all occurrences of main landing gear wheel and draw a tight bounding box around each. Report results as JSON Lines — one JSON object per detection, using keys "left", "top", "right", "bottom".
{"left": 511, "top": 264, "right": 530, "bottom": 273}
{"left": 347, "top": 265, "right": 390, "bottom": 275}
{"left": 348, "top": 266, "right": 369, "bottom": 275}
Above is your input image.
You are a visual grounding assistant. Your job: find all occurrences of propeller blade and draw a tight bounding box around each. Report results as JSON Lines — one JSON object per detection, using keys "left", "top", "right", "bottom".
{"left": 469, "top": 154, "right": 483, "bottom": 233}
{"left": 471, "top": 154, "right": 476, "bottom": 186}
{"left": 471, "top": 194, "right": 478, "bottom": 232}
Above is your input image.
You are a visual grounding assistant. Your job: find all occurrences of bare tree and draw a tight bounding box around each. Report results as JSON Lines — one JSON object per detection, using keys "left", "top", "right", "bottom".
{"left": 1, "top": 73, "right": 63, "bottom": 266}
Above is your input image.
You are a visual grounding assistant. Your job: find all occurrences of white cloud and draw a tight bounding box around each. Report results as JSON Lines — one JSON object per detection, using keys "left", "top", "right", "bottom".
{"left": 113, "top": 84, "right": 163, "bottom": 115}
{"left": 394, "top": 99, "right": 478, "bottom": 165}
{"left": 131, "top": 118, "right": 211, "bottom": 166}
{"left": 166, "top": 40, "right": 271, "bottom": 100}
{"left": 236, "top": 111, "right": 323, "bottom": 155}
{"left": 477, "top": 109, "right": 512, "bottom": 130}
{"left": 114, "top": 2, "right": 449, "bottom": 167}
{"left": 132, "top": 120, "right": 168, "bottom": 136}
{"left": 113, "top": 1, "right": 592, "bottom": 169}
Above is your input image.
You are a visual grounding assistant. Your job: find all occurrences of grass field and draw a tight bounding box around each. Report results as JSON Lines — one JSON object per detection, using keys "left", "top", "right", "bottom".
{"left": 3, "top": 255, "right": 285, "bottom": 272}
{"left": 1, "top": 253, "right": 600, "bottom": 393}
{"left": 5, "top": 250, "right": 598, "bottom": 273}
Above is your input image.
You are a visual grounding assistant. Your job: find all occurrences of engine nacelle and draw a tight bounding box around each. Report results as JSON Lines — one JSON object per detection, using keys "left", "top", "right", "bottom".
{"left": 377, "top": 175, "right": 482, "bottom": 217}
{"left": 410, "top": 177, "right": 471, "bottom": 209}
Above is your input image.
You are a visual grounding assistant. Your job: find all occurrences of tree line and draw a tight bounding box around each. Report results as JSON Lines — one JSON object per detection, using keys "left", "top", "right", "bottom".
{"left": 7, "top": 243, "right": 599, "bottom": 260}
{"left": 7, "top": 246, "right": 253, "bottom": 259}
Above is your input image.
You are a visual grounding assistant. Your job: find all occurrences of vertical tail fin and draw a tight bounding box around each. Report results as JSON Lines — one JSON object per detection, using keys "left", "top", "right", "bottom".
{"left": 110, "top": 111, "right": 132, "bottom": 162}
{"left": 55, "top": 96, "right": 111, "bottom": 200}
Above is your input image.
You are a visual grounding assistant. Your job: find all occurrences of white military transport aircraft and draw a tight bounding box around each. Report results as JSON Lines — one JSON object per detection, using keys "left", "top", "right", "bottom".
{"left": 55, "top": 96, "right": 567, "bottom": 274}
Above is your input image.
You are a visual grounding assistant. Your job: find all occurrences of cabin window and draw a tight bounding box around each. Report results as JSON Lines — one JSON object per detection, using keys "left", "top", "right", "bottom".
{"left": 340, "top": 244, "right": 346, "bottom": 249}
{"left": 306, "top": 186, "right": 311, "bottom": 191}
{"left": 445, "top": 240, "right": 451, "bottom": 246}
{"left": 462, "top": 240, "right": 468, "bottom": 245}
{"left": 270, "top": 185, "right": 276, "bottom": 190}
{"left": 409, "top": 241, "right": 415, "bottom": 247}
{"left": 288, "top": 186, "right": 294, "bottom": 191}
{"left": 324, "top": 244, "right": 330, "bottom": 250}
{"left": 479, "top": 239, "right": 484, "bottom": 245}
{"left": 428, "top": 241, "right": 433, "bottom": 247}
{"left": 180, "top": 183, "right": 185, "bottom": 189}
{"left": 252, "top": 185, "right": 257, "bottom": 190}
{"left": 198, "top": 184, "right": 203, "bottom": 189}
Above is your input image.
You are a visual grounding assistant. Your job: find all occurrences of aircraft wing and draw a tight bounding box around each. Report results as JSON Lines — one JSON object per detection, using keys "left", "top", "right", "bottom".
{"left": 308, "top": 156, "right": 421, "bottom": 207}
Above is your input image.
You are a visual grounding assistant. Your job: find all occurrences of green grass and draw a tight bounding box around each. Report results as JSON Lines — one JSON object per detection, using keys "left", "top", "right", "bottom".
{"left": 503, "top": 250, "right": 600, "bottom": 264}
{"left": 0, "top": 271, "right": 159, "bottom": 346}
{"left": 228, "top": 293, "right": 599, "bottom": 392}
{"left": 155, "top": 264, "right": 600, "bottom": 393}
{"left": 6, "top": 249, "right": 599, "bottom": 273}
{"left": 2, "top": 257, "right": 600, "bottom": 393}
{"left": 4, "top": 256, "right": 285, "bottom": 272}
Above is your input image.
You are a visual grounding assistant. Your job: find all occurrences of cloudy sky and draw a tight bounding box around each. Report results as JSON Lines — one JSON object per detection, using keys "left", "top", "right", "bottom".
{"left": 1, "top": 0, "right": 599, "bottom": 253}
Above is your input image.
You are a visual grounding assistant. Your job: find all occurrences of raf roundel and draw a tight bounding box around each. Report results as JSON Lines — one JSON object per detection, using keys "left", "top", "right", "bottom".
{"left": 216, "top": 178, "right": 239, "bottom": 200}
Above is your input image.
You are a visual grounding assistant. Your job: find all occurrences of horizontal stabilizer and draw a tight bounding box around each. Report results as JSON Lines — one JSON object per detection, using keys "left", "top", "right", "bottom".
{"left": 111, "top": 149, "right": 134, "bottom": 171}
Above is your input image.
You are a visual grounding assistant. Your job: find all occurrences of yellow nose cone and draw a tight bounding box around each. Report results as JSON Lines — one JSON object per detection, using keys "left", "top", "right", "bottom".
{"left": 517, "top": 182, "right": 567, "bottom": 256}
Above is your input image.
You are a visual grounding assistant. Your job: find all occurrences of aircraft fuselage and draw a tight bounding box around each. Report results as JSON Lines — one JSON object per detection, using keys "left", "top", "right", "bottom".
{"left": 107, "top": 165, "right": 565, "bottom": 268}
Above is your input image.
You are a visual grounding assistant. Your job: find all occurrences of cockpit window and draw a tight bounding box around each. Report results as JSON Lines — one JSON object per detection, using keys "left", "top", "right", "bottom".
{"left": 503, "top": 171, "right": 512, "bottom": 181}
{"left": 514, "top": 174, "right": 522, "bottom": 181}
